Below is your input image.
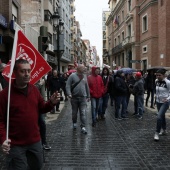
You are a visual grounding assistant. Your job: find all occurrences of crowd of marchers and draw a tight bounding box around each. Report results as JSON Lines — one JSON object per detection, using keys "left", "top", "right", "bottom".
{"left": 0, "top": 60, "right": 170, "bottom": 170}
{"left": 65, "top": 65, "right": 170, "bottom": 143}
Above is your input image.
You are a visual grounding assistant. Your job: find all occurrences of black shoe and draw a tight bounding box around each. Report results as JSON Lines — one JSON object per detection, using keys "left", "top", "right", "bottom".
{"left": 43, "top": 144, "right": 51, "bottom": 150}
{"left": 92, "top": 122, "right": 96, "bottom": 127}
{"left": 101, "top": 114, "right": 106, "bottom": 120}
{"left": 56, "top": 109, "right": 60, "bottom": 112}
{"left": 150, "top": 106, "right": 155, "bottom": 109}
{"left": 121, "top": 116, "right": 129, "bottom": 119}
{"left": 132, "top": 112, "right": 137, "bottom": 116}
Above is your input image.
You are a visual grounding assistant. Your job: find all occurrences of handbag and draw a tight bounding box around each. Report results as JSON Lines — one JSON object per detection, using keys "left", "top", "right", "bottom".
{"left": 71, "top": 76, "right": 83, "bottom": 92}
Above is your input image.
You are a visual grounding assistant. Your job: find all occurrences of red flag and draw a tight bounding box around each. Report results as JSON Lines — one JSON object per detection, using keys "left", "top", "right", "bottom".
{"left": 113, "top": 15, "right": 118, "bottom": 28}
{"left": 2, "top": 30, "right": 51, "bottom": 84}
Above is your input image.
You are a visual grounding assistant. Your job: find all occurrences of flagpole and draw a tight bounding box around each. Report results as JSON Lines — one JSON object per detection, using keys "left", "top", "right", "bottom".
{"left": 6, "top": 28, "right": 19, "bottom": 141}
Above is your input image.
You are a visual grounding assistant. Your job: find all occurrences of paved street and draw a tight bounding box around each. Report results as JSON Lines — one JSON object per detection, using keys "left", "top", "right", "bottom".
{"left": 1, "top": 97, "right": 170, "bottom": 169}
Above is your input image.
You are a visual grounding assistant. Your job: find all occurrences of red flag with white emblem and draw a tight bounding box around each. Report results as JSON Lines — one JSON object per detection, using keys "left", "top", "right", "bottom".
{"left": 2, "top": 30, "right": 51, "bottom": 84}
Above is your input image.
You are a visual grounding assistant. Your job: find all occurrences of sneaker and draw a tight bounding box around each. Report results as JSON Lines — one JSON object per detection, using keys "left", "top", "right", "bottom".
{"left": 117, "top": 117, "right": 122, "bottom": 120}
{"left": 159, "top": 129, "right": 167, "bottom": 136}
{"left": 81, "top": 127, "right": 87, "bottom": 134}
{"left": 56, "top": 109, "right": 60, "bottom": 112}
{"left": 154, "top": 132, "right": 159, "bottom": 141}
{"left": 43, "top": 144, "right": 51, "bottom": 150}
{"left": 138, "top": 116, "right": 143, "bottom": 120}
{"left": 150, "top": 106, "right": 155, "bottom": 109}
{"left": 73, "top": 123, "right": 77, "bottom": 129}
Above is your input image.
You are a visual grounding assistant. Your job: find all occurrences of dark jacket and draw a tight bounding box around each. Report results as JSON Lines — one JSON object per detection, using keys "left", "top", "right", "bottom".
{"left": 114, "top": 70, "right": 128, "bottom": 96}
{"left": 49, "top": 76, "right": 64, "bottom": 94}
{"left": 132, "top": 78, "right": 145, "bottom": 96}
{"left": 100, "top": 67, "right": 112, "bottom": 94}
{"left": 145, "top": 73, "right": 156, "bottom": 90}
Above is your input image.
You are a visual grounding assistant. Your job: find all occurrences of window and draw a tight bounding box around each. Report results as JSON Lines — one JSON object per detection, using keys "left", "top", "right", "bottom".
{"left": 122, "top": 53, "right": 124, "bottom": 66}
{"left": 142, "top": 15, "right": 148, "bottom": 32}
{"left": 128, "top": 0, "right": 132, "bottom": 11}
{"left": 128, "top": 24, "right": 131, "bottom": 37}
{"left": 143, "top": 45, "right": 147, "bottom": 53}
{"left": 122, "top": 31, "right": 125, "bottom": 41}
{"left": 118, "top": 15, "right": 120, "bottom": 24}
{"left": 114, "top": 38, "right": 117, "bottom": 46}
{"left": 118, "top": 35, "right": 120, "bottom": 44}
{"left": 44, "top": 10, "right": 52, "bottom": 24}
{"left": 12, "top": 3, "right": 18, "bottom": 22}
{"left": 122, "top": 10, "right": 124, "bottom": 21}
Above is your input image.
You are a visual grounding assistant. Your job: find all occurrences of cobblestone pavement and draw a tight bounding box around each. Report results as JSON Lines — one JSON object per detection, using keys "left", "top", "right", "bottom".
{"left": 1, "top": 98, "right": 170, "bottom": 170}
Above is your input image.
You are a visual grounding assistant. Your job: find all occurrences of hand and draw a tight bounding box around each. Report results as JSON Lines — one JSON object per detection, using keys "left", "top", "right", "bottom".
{"left": 50, "top": 91, "right": 61, "bottom": 105}
{"left": 162, "top": 98, "right": 169, "bottom": 103}
{"left": 2, "top": 139, "right": 11, "bottom": 154}
{"left": 87, "top": 98, "right": 90, "bottom": 102}
{"left": 39, "top": 79, "right": 45, "bottom": 86}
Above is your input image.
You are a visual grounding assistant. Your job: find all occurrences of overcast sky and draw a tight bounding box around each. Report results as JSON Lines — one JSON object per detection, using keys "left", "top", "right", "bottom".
{"left": 74, "top": 0, "right": 109, "bottom": 63}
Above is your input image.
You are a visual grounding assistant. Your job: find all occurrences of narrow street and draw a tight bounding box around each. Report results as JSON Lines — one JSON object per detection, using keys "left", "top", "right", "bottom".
{"left": 1, "top": 98, "right": 170, "bottom": 170}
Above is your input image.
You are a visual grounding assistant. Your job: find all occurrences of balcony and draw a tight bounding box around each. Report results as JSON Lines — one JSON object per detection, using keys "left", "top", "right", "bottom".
{"left": 112, "top": 43, "right": 123, "bottom": 54}
{"left": 125, "top": 13, "right": 133, "bottom": 23}
{"left": 122, "top": 36, "right": 135, "bottom": 47}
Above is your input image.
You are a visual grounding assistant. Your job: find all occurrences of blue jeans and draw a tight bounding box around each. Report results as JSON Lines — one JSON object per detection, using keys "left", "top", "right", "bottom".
{"left": 136, "top": 95, "right": 144, "bottom": 116}
{"left": 115, "top": 96, "right": 127, "bottom": 118}
{"left": 98, "top": 93, "right": 109, "bottom": 116}
{"left": 91, "top": 98, "right": 101, "bottom": 123}
{"left": 156, "top": 102, "right": 169, "bottom": 133}
{"left": 71, "top": 97, "right": 87, "bottom": 127}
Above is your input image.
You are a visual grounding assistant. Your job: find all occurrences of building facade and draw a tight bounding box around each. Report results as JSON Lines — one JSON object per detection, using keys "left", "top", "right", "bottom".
{"left": 106, "top": 0, "right": 170, "bottom": 72}
{"left": 102, "top": 10, "right": 110, "bottom": 66}
{"left": 0, "top": 0, "right": 21, "bottom": 63}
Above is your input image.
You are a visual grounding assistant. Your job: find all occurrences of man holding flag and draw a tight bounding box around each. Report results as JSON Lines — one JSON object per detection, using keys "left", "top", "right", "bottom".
{"left": 0, "top": 59, "right": 60, "bottom": 170}
{"left": 0, "top": 29, "right": 60, "bottom": 169}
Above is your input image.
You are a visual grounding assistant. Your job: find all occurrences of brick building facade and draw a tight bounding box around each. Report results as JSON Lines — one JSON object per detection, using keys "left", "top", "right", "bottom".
{"left": 106, "top": 0, "right": 170, "bottom": 72}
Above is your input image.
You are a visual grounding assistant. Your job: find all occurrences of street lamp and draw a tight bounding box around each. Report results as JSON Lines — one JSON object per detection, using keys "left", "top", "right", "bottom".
{"left": 52, "top": 9, "right": 64, "bottom": 73}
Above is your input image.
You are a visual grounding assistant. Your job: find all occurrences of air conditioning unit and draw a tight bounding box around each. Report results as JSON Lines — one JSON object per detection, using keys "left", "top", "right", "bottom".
{"left": 48, "top": 44, "right": 54, "bottom": 51}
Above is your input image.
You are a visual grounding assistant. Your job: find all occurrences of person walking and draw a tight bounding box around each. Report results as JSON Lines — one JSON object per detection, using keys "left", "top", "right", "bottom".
{"left": 87, "top": 66, "right": 104, "bottom": 127}
{"left": 35, "top": 78, "right": 51, "bottom": 150}
{"left": 49, "top": 70, "right": 64, "bottom": 113}
{"left": 62, "top": 72, "right": 68, "bottom": 101}
{"left": 66, "top": 64, "right": 90, "bottom": 134}
{"left": 98, "top": 67, "right": 112, "bottom": 120}
{"left": 0, "top": 63, "right": 8, "bottom": 89}
{"left": 129, "top": 72, "right": 145, "bottom": 119}
{"left": 114, "top": 70, "right": 128, "bottom": 119}
{"left": 0, "top": 59, "right": 60, "bottom": 170}
{"left": 145, "top": 70, "right": 156, "bottom": 109}
{"left": 154, "top": 69, "right": 170, "bottom": 141}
